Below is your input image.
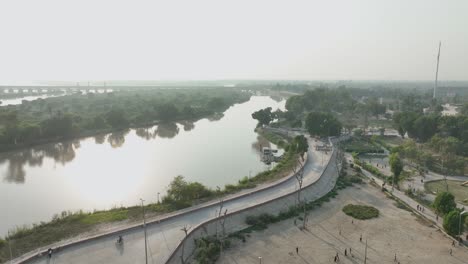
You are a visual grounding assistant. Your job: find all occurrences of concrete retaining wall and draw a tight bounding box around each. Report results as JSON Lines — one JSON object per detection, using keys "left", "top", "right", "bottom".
{"left": 167, "top": 136, "right": 348, "bottom": 264}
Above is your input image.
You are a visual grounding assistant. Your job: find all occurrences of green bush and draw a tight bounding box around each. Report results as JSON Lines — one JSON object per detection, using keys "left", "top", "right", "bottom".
{"left": 433, "top": 192, "right": 457, "bottom": 215}
{"left": 443, "top": 209, "right": 465, "bottom": 237}
{"left": 342, "top": 204, "right": 379, "bottom": 220}
{"left": 194, "top": 236, "right": 230, "bottom": 264}
{"left": 0, "top": 238, "right": 6, "bottom": 249}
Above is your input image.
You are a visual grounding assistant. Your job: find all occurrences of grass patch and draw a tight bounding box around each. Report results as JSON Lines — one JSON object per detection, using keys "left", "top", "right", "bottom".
{"left": 344, "top": 137, "right": 383, "bottom": 154}
{"left": 425, "top": 180, "right": 468, "bottom": 205}
{"left": 342, "top": 204, "right": 379, "bottom": 220}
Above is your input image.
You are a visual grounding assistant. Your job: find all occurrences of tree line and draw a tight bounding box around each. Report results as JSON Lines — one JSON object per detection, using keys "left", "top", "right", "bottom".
{"left": 0, "top": 88, "right": 250, "bottom": 151}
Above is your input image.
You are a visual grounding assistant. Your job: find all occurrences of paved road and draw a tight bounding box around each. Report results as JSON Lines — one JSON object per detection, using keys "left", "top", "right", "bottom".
{"left": 26, "top": 137, "right": 331, "bottom": 264}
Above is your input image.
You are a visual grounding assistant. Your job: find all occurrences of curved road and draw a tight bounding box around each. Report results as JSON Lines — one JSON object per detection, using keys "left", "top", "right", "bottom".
{"left": 26, "top": 137, "right": 331, "bottom": 264}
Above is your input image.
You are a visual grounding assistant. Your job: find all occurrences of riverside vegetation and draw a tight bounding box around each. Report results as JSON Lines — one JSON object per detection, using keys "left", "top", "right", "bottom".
{"left": 0, "top": 88, "right": 250, "bottom": 152}
{"left": 0, "top": 128, "right": 304, "bottom": 262}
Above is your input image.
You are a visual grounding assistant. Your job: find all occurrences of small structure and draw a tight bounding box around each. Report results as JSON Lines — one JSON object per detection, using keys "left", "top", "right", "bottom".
{"left": 262, "top": 147, "right": 282, "bottom": 164}
{"left": 315, "top": 144, "right": 332, "bottom": 152}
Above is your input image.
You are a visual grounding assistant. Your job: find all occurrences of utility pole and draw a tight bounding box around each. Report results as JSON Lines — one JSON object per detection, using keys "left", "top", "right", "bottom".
{"left": 433, "top": 41, "right": 441, "bottom": 99}
{"left": 364, "top": 239, "right": 368, "bottom": 264}
{"left": 8, "top": 231, "right": 12, "bottom": 264}
{"left": 459, "top": 211, "right": 468, "bottom": 241}
{"left": 140, "top": 198, "right": 148, "bottom": 264}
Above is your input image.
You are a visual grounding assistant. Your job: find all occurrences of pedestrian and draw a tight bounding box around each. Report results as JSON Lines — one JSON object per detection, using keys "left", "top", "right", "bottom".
{"left": 352, "top": 219, "right": 354, "bottom": 224}
{"left": 339, "top": 229, "right": 341, "bottom": 235}
{"left": 436, "top": 214, "right": 439, "bottom": 221}
{"left": 349, "top": 248, "right": 352, "bottom": 254}
{"left": 360, "top": 234, "right": 362, "bottom": 242}
{"left": 296, "top": 246, "right": 299, "bottom": 254}
{"left": 452, "top": 240, "right": 455, "bottom": 247}
{"left": 417, "top": 205, "right": 419, "bottom": 210}
{"left": 334, "top": 255, "right": 337, "bottom": 262}
{"left": 422, "top": 207, "right": 425, "bottom": 212}
{"left": 336, "top": 253, "right": 340, "bottom": 262}
{"left": 394, "top": 253, "right": 397, "bottom": 262}
{"left": 450, "top": 248, "right": 452, "bottom": 255}
{"left": 344, "top": 249, "right": 347, "bottom": 256}
{"left": 48, "top": 248, "right": 53, "bottom": 258}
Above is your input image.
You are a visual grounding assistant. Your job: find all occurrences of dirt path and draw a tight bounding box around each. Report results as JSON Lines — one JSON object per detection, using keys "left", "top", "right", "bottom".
{"left": 219, "top": 181, "right": 468, "bottom": 264}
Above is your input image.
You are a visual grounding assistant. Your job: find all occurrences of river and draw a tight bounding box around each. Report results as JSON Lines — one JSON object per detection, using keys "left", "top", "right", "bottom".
{"left": 0, "top": 96, "right": 285, "bottom": 235}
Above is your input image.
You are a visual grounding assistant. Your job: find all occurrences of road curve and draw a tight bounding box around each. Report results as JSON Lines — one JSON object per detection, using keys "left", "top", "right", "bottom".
{"left": 23, "top": 137, "right": 331, "bottom": 264}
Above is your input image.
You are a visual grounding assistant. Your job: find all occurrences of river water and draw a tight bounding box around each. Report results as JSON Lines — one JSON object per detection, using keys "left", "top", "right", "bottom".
{"left": 0, "top": 96, "right": 285, "bottom": 235}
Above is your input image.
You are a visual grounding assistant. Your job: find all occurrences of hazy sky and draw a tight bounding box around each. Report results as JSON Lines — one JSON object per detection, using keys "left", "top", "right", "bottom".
{"left": 0, "top": 0, "right": 467, "bottom": 83}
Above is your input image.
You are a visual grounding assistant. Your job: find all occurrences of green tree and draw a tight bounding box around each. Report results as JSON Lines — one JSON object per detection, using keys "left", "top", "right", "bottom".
{"left": 389, "top": 152, "right": 403, "bottom": 188}
{"left": 105, "top": 109, "right": 129, "bottom": 128}
{"left": 251, "top": 107, "right": 273, "bottom": 127}
{"left": 433, "top": 192, "right": 457, "bottom": 215}
{"left": 305, "top": 112, "right": 342, "bottom": 137}
{"left": 443, "top": 209, "right": 465, "bottom": 237}
{"left": 291, "top": 135, "right": 308, "bottom": 160}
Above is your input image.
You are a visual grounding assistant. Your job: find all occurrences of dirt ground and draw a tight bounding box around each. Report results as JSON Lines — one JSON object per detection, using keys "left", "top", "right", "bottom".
{"left": 218, "top": 181, "right": 468, "bottom": 264}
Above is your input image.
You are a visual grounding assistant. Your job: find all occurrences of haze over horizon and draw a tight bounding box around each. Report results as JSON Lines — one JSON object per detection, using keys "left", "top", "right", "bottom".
{"left": 1, "top": 0, "right": 467, "bottom": 83}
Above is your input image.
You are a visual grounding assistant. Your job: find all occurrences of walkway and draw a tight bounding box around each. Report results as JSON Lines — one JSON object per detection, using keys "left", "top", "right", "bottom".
{"left": 25, "top": 137, "right": 332, "bottom": 264}
{"left": 345, "top": 153, "right": 467, "bottom": 244}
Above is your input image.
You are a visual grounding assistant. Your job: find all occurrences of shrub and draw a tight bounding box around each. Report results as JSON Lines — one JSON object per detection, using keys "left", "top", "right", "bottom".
{"left": 342, "top": 204, "right": 379, "bottom": 220}
{"left": 433, "top": 192, "right": 457, "bottom": 215}
{"left": 443, "top": 209, "right": 465, "bottom": 237}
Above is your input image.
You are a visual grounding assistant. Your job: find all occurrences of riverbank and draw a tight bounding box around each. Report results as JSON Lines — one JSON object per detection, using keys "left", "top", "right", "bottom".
{"left": 0, "top": 128, "right": 300, "bottom": 263}
{"left": 0, "top": 88, "right": 251, "bottom": 153}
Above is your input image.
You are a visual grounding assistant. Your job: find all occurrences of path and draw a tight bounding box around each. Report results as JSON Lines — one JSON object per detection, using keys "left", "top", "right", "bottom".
{"left": 24, "top": 136, "right": 332, "bottom": 264}
{"left": 345, "top": 153, "right": 467, "bottom": 244}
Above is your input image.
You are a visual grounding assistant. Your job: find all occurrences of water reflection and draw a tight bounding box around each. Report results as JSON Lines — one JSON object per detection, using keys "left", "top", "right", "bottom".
{"left": 155, "top": 123, "right": 179, "bottom": 139}
{"left": 135, "top": 127, "right": 156, "bottom": 140}
{"left": 107, "top": 130, "right": 130, "bottom": 148}
{"left": 207, "top": 113, "right": 224, "bottom": 122}
{"left": 251, "top": 135, "right": 272, "bottom": 155}
{"left": 94, "top": 134, "right": 107, "bottom": 144}
{"left": 180, "top": 121, "right": 195, "bottom": 132}
{"left": 0, "top": 141, "right": 79, "bottom": 183}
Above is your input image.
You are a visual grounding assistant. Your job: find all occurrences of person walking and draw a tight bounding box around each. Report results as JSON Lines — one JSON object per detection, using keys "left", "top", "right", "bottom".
{"left": 48, "top": 248, "right": 53, "bottom": 258}
{"left": 344, "top": 249, "right": 347, "bottom": 256}
{"left": 360, "top": 234, "right": 362, "bottom": 242}
{"left": 296, "top": 247, "right": 299, "bottom": 254}
{"left": 394, "top": 253, "right": 397, "bottom": 262}
{"left": 450, "top": 248, "right": 453, "bottom": 256}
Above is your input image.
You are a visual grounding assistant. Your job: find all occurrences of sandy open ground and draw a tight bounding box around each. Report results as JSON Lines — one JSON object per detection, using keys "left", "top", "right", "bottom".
{"left": 219, "top": 180, "right": 468, "bottom": 264}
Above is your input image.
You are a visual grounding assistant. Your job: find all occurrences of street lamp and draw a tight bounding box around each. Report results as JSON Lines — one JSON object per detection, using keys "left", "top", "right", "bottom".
{"left": 7, "top": 230, "right": 12, "bottom": 264}
{"left": 140, "top": 198, "right": 148, "bottom": 264}
{"left": 459, "top": 211, "right": 468, "bottom": 240}
{"left": 258, "top": 256, "right": 262, "bottom": 264}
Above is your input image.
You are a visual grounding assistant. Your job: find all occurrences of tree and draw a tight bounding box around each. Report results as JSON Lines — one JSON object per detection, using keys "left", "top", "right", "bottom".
{"left": 305, "top": 112, "right": 342, "bottom": 137}
{"left": 433, "top": 192, "right": 457, "bottom": 215}
{"left": 443, "top": 209, "right": 465, "bottom": 237}
{"left": 105, "top": 109, "right": 129, "bottom": 128}
{"left": 291, "top": 135, "right": 308, "bottom": 160}
{"left": 251, "top": 107, "right": 273, "bottom": 127}
{"left": 389, "top": 152, "right": 403, "bottom": 190}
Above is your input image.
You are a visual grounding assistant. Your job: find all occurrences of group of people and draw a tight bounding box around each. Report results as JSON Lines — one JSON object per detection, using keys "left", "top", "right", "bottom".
{"left": 416, "top": 204, "right": 425, "bottom": 212}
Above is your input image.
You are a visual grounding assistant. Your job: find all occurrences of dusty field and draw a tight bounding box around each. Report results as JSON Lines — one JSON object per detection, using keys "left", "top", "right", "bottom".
{"left": 219, "top": 181, "right": 468, "bottom": 264}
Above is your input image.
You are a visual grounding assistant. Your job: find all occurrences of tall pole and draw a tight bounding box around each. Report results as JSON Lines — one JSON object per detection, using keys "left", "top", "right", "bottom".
{"left": 364, "top": 239, "right": 368, "bottom": 264}
{"left": 8, "top": 231, "right": 12, "bottom": 264}
{"left": 460, "top": 211, "right": 467, "bottom": 239}
{"left": 434, "top": 41, "right": 441, "bottom": 99}
{"left": 140, "top": 198, "right": 148, "bottom": 264}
